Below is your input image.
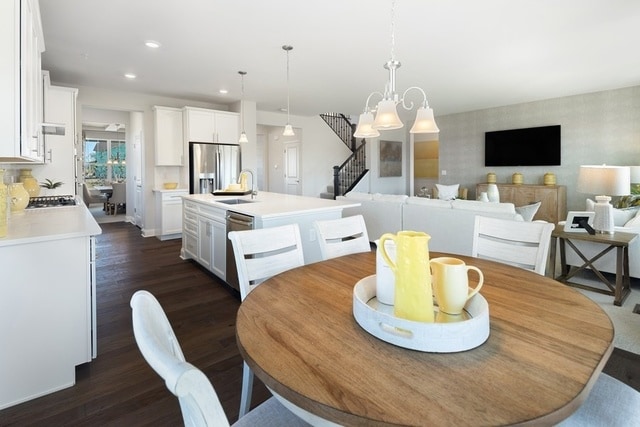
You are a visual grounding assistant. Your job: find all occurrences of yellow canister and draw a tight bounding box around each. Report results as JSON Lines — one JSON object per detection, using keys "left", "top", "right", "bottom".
{"left": 487, "top": 172, "right": 497, "bottom": 184}
{"left": 512, "top": 173, "right": 523, "bottom": 185}
{"left": 544, "top": 172, "right": 556, "bottom": 186}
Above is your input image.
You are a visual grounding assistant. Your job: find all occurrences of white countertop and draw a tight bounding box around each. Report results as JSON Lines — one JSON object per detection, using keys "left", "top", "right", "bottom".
{"left": 183, "top": 191, "right": 360, "bottom": 218}
{"left": 0, "top": 202, "right": 102, "bottom": 247}
{"left": 152, "top": 188, "right": 189, "bottom": 193}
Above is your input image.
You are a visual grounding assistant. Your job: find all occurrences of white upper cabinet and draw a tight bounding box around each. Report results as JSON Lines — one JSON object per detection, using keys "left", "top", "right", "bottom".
{"left": 183, "top": 106, "right": 239, "bottom": 144}
{"left": 0, "top": 0, "right": 45, "bottom": 162}
{"left": 153, "top": 106, "right": 184, "bottom": 166}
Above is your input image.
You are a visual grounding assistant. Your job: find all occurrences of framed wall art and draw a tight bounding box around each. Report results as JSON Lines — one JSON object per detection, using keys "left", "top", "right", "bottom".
{"left": 379, "top": 140, "right": 402, "bottom": 177}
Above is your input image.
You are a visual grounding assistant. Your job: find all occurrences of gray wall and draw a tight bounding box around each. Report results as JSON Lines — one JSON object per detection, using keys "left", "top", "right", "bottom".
{"left": 433, "top": 85, "right": 640, "bottom": 211}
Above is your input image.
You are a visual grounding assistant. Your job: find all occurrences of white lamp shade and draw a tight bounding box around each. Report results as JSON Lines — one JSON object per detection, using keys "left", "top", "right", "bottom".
{"left": 283, "top": 124, "right": 295, "bottom": 136}
{"left": 353, "top": 112, "right": 380, "bottom": 138}
{"left": 238, "top": 132, "right": 249, "bottom": 143}
{"left": 577, "top": 165, "right": 630, "bottom": 196}
{"left": 372, "top": 100, "right": 403, "bottom": 130}
{"left": 409, "top": 107, "right": 440, "bottom": 134}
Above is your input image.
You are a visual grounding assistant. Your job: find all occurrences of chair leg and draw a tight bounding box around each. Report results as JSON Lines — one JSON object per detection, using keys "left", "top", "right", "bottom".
{"left": 238, "top": 361, "right": 254, "bottom": 418}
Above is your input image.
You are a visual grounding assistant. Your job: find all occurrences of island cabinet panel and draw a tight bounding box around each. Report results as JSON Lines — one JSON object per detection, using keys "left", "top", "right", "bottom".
{"left": 476, "top": 183, "right": 567, "bottom": 223}
{"left": 180, "top": 199, "right": 226, "bottom": 279}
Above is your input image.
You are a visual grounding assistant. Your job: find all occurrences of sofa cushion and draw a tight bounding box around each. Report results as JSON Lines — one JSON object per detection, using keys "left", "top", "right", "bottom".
{"left": 435, "top": 184, "right": 459, "bottom": 201}
{"left": 406, "top": 197, "right": 452, "bottom": 209}
{"left": 515, "top": 201, "right": 542, "bottom": 222}
{"left": 624, "top": 209, "right": 640, "bottom": 227}
{"left": 451, "top": 199, "right": 516, "bottom": 214}
{"left": 344, "top": 191, "right": 373, "bottom": 200}
{"left": 372, "top": 193, "right": 409, "bottom": 203}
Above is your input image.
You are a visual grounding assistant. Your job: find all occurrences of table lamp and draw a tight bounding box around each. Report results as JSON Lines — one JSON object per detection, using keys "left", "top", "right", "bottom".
{"left": 577, "top": 165, "right": 630, "bottom": 234}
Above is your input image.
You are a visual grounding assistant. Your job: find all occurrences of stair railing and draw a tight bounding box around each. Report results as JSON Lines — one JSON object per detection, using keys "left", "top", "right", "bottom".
{"left": 320, "top": 112, "right": 356, "bottom": 151}
{"left": 333, "top": 141, "right": 367, "bottom": 198}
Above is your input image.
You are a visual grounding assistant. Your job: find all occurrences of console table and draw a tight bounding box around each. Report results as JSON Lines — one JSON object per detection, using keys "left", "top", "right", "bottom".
{"left": 549, "top": 224, "right": 637, "bottom": 306}
{"left": 476, "top": 183, "right": 566, "bottom": 223}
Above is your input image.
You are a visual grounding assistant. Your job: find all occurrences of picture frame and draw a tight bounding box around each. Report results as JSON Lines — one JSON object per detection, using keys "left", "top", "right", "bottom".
{"left": 564, "top": 211, "right": 595, "bottom": 232}
{"left": 379, "top": 140, "right": 402, "bottom": 177}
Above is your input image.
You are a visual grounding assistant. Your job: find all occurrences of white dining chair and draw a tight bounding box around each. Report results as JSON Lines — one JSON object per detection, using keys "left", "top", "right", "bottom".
{"left": 471, "top": 215, "right": 554, "bottom": 276}
{"left": 228, "top": 224, "right": 306, "bottom": 417}
{"left": 313, "top": 215, "right": 371, "bottom": 261}
{"left": 130, "top": 290, "right": 310, "bottom": 427}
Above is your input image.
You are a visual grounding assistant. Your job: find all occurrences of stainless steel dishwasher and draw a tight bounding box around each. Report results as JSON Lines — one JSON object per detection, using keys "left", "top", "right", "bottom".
{"left": 226, "top": 211, "right": 254, "bottom": 291}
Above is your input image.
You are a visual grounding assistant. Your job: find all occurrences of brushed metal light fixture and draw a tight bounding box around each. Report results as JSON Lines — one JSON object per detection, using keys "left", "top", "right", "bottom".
{"left": 354, "top": 0, "right": 439, "bottom": 138}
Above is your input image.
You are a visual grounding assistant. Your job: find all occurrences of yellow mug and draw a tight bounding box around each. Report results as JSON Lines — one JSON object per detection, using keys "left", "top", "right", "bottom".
{"left": 430, "top": 257, "right": 484, "bottom": 315}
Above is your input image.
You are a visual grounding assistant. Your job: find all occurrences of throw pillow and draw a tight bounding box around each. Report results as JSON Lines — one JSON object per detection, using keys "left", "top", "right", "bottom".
{"left": 515, "top": 201, "right": 541, "bottom": 222}
{"left": 625, "top": 208, "right": 640, "bottom": 228}
{"left": 585, "top": 198, "right": 595, "bottom": 211}
{"left": 435, "top": 184, "right": 459, "bottom": 201}
{"left": 614, "top": 195, "right": 640, "bottom": 209}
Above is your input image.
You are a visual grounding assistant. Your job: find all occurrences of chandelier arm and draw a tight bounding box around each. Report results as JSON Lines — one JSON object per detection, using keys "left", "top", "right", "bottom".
{"left": 400, "top": 86, "right": 428, "bottom": 111}
{"left": 363, "top": 91, "right": 385, "bottom": 112}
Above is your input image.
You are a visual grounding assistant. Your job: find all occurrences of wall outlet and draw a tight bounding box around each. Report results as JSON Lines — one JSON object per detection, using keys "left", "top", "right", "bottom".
{"left": 441, "top": 170, "right": 447, "bottom": 176}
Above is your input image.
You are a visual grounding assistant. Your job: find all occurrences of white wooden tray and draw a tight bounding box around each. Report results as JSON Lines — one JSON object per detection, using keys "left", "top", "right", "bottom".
{"left": 352, "top": 275, "right": 490, "bottom": 353}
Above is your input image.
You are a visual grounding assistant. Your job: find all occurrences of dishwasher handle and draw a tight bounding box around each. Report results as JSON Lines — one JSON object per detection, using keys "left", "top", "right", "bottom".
{"left": 227, "top": 216, "right": 254, "bottom": 228}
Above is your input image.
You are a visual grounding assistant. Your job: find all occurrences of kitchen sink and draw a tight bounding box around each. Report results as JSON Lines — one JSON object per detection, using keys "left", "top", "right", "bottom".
{"left": 217, "top": 198, "right": 255, "bottom": 205}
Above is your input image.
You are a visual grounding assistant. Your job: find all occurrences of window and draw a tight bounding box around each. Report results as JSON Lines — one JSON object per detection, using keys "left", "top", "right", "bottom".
{"left": 84, "top": 138, "right": 126, "bottom": 186}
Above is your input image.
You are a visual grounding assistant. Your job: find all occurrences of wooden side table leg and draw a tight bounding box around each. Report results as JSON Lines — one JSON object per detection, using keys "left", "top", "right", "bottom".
{"left": 615, "top": 245, "right": 631, "bottom": 306}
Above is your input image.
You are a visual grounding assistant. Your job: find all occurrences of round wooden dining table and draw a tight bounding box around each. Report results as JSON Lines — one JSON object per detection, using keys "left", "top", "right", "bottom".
{"left": 236, "top": 251, "right": 614, "bottom": 426}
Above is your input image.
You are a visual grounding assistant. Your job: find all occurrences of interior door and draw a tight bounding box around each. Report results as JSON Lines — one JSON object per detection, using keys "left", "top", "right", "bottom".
{"left": 284, "top": 142, "right": 301, "bottom": 195}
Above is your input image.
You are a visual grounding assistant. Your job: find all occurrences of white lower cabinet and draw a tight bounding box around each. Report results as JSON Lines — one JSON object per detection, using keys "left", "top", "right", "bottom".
{"left": 181, "top": 199, "right": 226, "bottom": 280}
{"left": 155, "top": 190, "right": 188, "bottom": 240}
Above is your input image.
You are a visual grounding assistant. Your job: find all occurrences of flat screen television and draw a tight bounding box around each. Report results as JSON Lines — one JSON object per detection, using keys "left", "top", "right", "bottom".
{"left": 484, "top": 125, "right": 561, "bottom": 166}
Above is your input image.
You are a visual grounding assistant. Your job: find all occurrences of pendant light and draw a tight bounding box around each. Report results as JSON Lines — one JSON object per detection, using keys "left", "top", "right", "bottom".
{"left": 353, "top": 0, "right": 439, "bottom": 137}
{"left": 282, "top": 45, "right": 295, "bottom": 137}
{"left": 238, "top": 71, "right": 249, "bottom": 143}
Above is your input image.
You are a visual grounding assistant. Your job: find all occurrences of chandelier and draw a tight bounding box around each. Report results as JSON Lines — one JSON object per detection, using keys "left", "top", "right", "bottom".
{"left": 353, "top": 0, "right": 439, "bottom": 138}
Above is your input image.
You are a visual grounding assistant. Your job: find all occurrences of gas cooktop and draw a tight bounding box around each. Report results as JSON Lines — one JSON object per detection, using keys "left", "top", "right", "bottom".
{"left": 27, "top": 195, "right": 78, "bottom": 209}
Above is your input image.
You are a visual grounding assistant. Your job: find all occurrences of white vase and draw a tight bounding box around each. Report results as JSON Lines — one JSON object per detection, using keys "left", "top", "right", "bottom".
{"left": 479, "top": 192, "right": 489, "bottom": 202}
{"left": 487, "top": 184, "right": 500, "bottom": 203}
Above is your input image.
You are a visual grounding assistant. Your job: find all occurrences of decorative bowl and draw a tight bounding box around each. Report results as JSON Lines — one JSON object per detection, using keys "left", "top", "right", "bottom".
{"left": 163, "top": 182, "right": 178, "bottom": 190}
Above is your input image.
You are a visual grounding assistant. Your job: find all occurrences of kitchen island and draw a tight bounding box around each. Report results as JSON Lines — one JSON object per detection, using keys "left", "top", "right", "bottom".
{"left": 180, "top": 191, "right": 360, "bottom": 291}
{"left": 0, "top": 203, "right": 101, "bottom": 410}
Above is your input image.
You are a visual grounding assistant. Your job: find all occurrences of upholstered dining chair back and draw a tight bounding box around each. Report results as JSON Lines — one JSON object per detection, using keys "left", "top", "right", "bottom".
{"left": 471, "top": 216, "right": 554, "bottom": 275}
{"left": 82, "top": 183, "right": 108, "bottom": 207}
{"left": 107, "top": 182, "right": 126, "bottom": 215}
{"left": 130, "top": 290, "right": 309, "bottom": 427}
{"left": 313, "top": 215, "right": 371, "bottom": 261}
{"left": 228, "top": 224, "right": 305, "bottom": 418}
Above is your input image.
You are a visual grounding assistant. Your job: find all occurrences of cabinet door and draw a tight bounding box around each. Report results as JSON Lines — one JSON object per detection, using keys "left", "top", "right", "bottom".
{"left": 154, "top": 106, "right": 183, "bottom": 166}
{"left": 43, "top": 84, "right": 77, "bottom": 195}
{"left": 185, "top": 108, "right": 215, "bottom": 143}
{"left": 210, "top": 219, "right": 226, "bottom": 279}
{"left": 198, "top": 217, "right": 213, "bottom": 269}
{"left": 214, "top": 112, "right": 239, "bottom": 144}
{"left": 162, "top": 198, "right": 184, "bottom": 235}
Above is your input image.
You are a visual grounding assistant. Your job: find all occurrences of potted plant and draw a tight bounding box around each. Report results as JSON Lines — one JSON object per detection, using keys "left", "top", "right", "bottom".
{"left": 40, "top": 178, "right": 64, "bottom": 195}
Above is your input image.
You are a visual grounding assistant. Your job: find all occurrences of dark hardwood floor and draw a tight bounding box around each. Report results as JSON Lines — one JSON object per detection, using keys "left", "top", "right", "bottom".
{"left": 0, "top": 222, "right": 637, "bottom": 426}
{"left": 0, "top": 222, "right": 269, "bottom": 426}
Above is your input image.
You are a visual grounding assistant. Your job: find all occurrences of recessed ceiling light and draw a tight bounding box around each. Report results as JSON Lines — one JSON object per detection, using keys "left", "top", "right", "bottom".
{"left": 124, "top": 73, "right": 137, "bottom": 79}
{"left": 219, "top": 89, "right": 228, "bottom": 94}
{"left": 145, "top": 40, "right": 161, "bottom": 49}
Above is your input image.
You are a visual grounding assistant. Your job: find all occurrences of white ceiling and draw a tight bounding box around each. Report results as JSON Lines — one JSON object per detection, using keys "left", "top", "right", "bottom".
{"left": 39, "top": 0, "right": 640, "bottom": 118}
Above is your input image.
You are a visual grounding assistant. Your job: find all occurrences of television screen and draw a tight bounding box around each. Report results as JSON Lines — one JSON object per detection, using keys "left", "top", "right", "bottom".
{"left": 484, "top": 125, "right": 561, "bottom": 166}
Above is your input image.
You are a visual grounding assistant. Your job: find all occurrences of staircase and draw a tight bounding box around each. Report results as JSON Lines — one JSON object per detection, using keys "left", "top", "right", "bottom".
{"left": 319, "top": 113, "right": 368, "bottom": 199}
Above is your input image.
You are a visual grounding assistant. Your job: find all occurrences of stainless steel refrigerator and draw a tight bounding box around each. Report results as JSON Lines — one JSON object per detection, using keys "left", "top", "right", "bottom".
{"left": 189, "top": 142, "right": 241, "bottom": 194}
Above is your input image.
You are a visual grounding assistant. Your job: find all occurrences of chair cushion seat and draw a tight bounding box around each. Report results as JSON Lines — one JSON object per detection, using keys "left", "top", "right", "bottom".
{"left": 232, "top": 397, "right": 310, "bottom": 427}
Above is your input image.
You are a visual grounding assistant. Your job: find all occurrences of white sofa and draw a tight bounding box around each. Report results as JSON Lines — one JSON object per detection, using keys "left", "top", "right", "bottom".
{"left": 338, "top": 192, "right": 524, "bottom": 256}
{"left": 564, "top": 202, "right": 640, "bottom": 279}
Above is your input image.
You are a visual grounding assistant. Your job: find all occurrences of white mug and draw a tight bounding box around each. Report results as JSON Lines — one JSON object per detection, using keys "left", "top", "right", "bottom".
{"left": 430, "top": 257, "right": 483, "bottom": 315}
{"left": 375, "top": 239, "right": 396, "bottom": 305}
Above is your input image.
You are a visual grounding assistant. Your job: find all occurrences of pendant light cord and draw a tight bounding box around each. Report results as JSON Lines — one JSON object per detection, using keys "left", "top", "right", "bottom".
{"left": 390, "top": 0, "right": 396, "bottom": 62}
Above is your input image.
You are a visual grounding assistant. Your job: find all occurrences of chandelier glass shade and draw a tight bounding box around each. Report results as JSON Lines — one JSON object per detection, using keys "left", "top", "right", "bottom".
{"left": 353, "top": 0, "right": 439, "bottom": 138}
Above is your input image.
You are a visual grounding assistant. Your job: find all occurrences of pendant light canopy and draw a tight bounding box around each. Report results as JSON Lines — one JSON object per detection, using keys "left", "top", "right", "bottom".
{"left": 354, "top": 0, "right": 439, "bottom": 138}
{"left": 282, "top": 45, "right": 295, "bottom": 137}
{"left": 238, "top": 71, "right": 248, "bottom": 143}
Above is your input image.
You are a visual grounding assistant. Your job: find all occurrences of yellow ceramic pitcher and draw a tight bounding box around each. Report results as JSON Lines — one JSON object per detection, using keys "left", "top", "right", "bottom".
{"left": 379, "top": 231, "right": 434, "bottom": 323}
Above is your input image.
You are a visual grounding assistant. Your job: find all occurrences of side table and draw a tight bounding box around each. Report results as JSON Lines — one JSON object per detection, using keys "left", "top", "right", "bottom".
{"left": 549, "top": 224, "right": 637, "bottom": 306}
